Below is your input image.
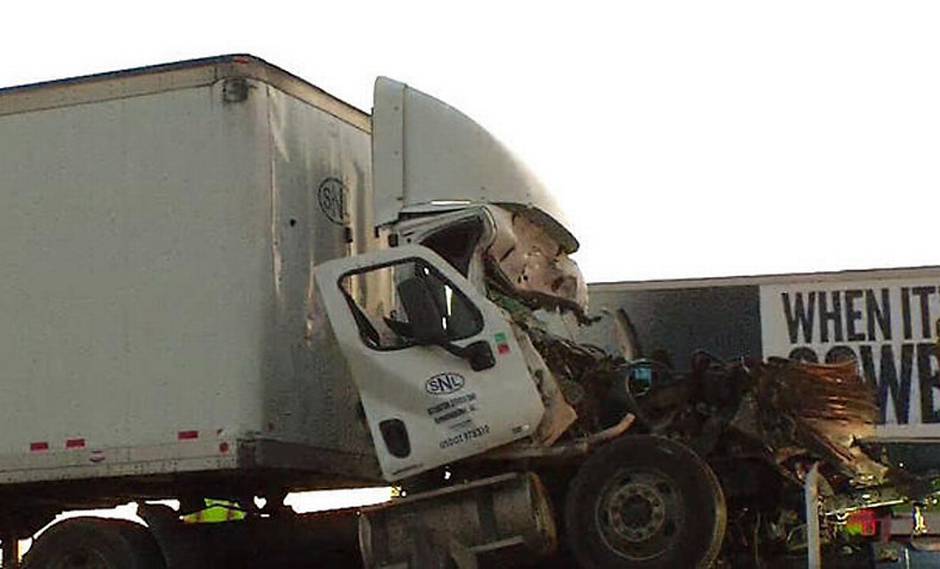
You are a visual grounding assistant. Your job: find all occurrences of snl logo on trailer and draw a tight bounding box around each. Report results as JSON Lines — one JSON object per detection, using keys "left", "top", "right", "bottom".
{"left": 760, "top": 278, "right": 940, "bottom": 438}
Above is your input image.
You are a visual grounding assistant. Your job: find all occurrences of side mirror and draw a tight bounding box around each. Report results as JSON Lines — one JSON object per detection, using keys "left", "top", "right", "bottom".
{"left": 398, "top": 275, "right": 494, "bottom": 371}
{"left": 462, "top": 340, "right": 495, "bottom": 371}
{"left": 398, "top": 276, "right": 447, "bottom": 345}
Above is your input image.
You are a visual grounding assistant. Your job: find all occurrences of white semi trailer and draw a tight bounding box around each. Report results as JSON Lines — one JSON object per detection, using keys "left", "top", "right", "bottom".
{"left": 0, "top": 55, "right": 729, "bottom": 569}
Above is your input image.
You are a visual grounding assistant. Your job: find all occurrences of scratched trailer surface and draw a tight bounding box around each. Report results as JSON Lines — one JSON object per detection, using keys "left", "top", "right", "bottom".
{"left": 578, "top": 266, "right": 940, "bottom": 470}
{"left": 0, "top": 56, "right": 385, "bottom": 500}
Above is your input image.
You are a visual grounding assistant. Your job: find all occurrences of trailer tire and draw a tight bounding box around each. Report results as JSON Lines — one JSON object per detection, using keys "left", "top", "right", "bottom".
{"left": 565, "top": 435, "right": 725, "bottom": 569}
{"left": 22, "top": 517, "right": 165, "bottom": 569}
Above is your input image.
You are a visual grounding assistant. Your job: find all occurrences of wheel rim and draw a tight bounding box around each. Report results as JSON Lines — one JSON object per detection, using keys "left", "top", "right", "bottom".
{"left": 52, "top": 548, "right": 111, "bottom": 569}
{"left": 595, "top": 468, "right": 684, "bottom": 561}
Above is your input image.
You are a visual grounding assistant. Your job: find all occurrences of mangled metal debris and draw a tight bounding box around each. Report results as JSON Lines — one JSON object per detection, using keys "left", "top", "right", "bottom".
{"left": 748, "top": 358, "right": 887, "bottom": 485}
{"left": 484, "top": 206, "right": 588, "bottom": 317}
{"left": 397, "top": 194, "right": 938, "bottom": 565}
{"left": 480, "top": 295, "right": 932, "bottom": 563}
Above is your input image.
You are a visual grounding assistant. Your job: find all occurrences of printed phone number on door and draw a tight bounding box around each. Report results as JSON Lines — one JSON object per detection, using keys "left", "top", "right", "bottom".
{"left": 439, "top": 424, "right": 490, "bottom": 449}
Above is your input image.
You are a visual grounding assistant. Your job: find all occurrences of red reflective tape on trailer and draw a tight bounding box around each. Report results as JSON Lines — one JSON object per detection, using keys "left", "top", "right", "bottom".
{"left": 178, "top": 430, "right": 199, "bottom": 441}
{"left": 65, "top": 438, "right": 85, "bottom": 449}
{"left": 30, "top": 442, "right": 49, "bottom": 452}
{"left": 497, "top": 343, "right": 511, "bottom": 355}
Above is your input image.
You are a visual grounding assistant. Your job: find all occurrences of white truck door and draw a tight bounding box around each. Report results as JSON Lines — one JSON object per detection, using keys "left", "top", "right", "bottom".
{"left": 314, "top": 245, "right": 544, "bottom": 481}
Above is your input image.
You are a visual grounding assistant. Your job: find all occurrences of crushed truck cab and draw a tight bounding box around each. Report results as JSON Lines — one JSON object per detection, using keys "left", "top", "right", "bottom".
{"left": 317, "top": 76, "right": 591, "bottom": 481}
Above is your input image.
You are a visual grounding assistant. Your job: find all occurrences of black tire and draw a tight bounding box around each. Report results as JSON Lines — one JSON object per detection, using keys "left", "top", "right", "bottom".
{"left": 23, "top": 517, "right": 165, "bottom": 569}
{"left": 565, "top": 435, "right": 726, "bottom": 569}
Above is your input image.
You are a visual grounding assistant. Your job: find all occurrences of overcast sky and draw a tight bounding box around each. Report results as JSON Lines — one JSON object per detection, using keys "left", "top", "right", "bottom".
{"left": 3, "top": 1, "right": 938, "bottom": 282}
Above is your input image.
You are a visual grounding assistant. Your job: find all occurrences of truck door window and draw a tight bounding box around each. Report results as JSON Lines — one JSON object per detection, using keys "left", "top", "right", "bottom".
{"left": 340, "top": 259, "right": 483, "bottom": 350}
{"left": 420, "top": 217, "right": 484, "bottom": 276}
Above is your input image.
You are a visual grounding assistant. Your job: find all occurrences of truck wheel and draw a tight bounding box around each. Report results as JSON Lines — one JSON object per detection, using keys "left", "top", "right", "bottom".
{"left": 565, "top": 435, "right": 726, "bottom": 569}
{"left": 23, "top": 517, "right": 164, "bottom": 569}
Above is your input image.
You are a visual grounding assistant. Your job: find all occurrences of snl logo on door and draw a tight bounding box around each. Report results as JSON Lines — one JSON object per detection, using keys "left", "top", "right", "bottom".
{"left": 760, "top": 277, "right": 940, "bottom": 437}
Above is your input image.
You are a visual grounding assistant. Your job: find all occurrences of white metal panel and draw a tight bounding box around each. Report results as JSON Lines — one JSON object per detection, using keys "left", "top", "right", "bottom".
{"left": 0, "top": 61, "right": 382, "bottom": 486}
{"left": 0, "top": 55, "right": 371, "bottom": 133}
{"left": 372, "top": 78, "right": 579, "bottom": 252}
{"left": 259, "top": 85, "right": 377, "bottom": 461}
{"left": 0, "top": 80, "right": 273, "bottom": 460}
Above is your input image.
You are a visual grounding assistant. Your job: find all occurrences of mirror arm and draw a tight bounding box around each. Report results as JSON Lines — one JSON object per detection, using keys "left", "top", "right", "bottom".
{"left": 439, "top": 341, "right": 468, "bottom": 359}
{"left": 434, "top": 340, "right": 495, "bottom": 372}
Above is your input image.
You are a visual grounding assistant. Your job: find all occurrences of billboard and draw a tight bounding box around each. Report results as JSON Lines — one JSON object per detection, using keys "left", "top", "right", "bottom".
{"left": 760, "top": 277, "right": 940, "bottom": 438}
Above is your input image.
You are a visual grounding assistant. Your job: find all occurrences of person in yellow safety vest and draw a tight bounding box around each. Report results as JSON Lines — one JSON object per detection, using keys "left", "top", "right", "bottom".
{"left": 182, "top": 499, "right": 247, "bottom": 523}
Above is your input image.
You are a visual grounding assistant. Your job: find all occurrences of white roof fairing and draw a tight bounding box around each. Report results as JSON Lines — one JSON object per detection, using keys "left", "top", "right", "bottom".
{"left": 372, "top": 77, "right": 578, "bottom": 253}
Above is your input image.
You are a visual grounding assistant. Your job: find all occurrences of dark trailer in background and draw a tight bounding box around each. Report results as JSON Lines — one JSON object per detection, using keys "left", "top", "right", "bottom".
{"left": 578, "top": 266, "right": 940, "bottom": 470}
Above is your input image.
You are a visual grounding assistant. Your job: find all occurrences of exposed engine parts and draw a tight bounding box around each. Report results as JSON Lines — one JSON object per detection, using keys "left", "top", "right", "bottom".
{"left": 491, "top": 297, "right": 934, "bottom": 565}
